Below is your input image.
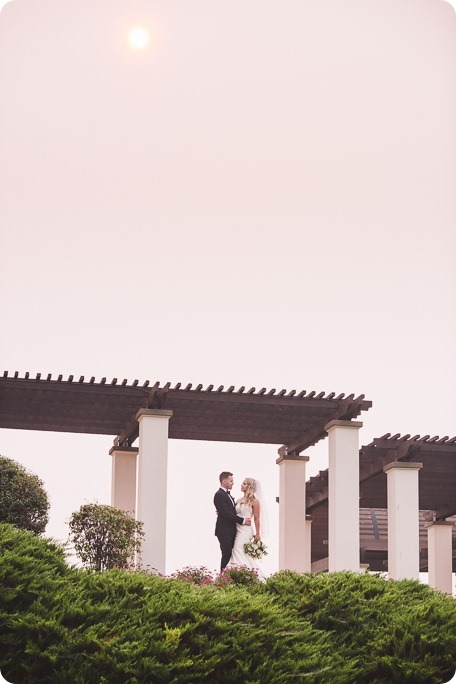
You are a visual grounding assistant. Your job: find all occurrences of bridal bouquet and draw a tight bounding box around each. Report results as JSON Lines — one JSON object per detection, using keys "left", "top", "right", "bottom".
{"left": 243, "top": 539, "right": 268, "bottom": 560}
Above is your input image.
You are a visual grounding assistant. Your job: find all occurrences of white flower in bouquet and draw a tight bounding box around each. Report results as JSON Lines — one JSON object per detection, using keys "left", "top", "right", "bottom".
{"left": 243, "top": 539, "right": 268, "bottom": 560}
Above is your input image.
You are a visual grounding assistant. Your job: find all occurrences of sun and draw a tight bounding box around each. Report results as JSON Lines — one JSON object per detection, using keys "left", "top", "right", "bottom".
{"left": 128, "top": 26, "right": 150, "bottom": 50}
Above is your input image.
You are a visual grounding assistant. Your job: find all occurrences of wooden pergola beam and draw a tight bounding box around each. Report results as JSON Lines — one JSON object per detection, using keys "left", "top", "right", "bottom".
{"left": 0, "top": 372, "right": 373, "bottom": 449}
{"left": 307, "top": 439, "right": 422, "bottom": 509}
{"left": 278, "top": 394, "right": 371, "bottom": 455}
{"left": 434, "top": 503, "right": 456, "bottom": 520}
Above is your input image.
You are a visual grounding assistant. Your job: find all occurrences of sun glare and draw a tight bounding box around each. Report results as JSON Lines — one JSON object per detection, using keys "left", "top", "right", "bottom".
{"left": 128, "top": 26, "right": 150, "bottom": 50}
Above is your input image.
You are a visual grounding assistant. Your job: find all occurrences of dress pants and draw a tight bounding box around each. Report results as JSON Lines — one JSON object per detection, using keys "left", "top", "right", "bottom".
{"left": 217, "top": 531, "right": 235, "bottom": 571}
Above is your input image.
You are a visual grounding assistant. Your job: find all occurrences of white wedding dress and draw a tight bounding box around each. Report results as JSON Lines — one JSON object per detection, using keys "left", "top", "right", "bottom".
{"left": 228, "top": 502, "right": 266, "bottom": 580}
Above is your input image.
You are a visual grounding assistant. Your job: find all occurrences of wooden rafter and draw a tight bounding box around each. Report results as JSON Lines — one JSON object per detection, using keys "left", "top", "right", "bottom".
{"left": 0, "top": 372, "right": 373, "bottom": 449}
{"left": 278, "top": 394, "right": 371, "bottom": 455}
{"left": 306, "top": 434, "right": 456, "bottom": 516}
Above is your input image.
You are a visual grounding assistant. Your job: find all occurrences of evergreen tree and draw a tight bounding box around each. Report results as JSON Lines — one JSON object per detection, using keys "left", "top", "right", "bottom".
{"left": 0, "top": 455, "right": 49, "bottom": 535}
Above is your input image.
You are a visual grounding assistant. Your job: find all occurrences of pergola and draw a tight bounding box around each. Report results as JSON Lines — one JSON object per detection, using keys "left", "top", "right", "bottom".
{"left": 1, "top": 371, "right": 454, "bottom": 592}
{"left": 0, "top": 371, "right": 370, "bottom": 447}
{"left": 0, "top": 371, "right": 369, "bottom": 570}
{"left": 306, "top": 433, "right": 456, "bottom": 574}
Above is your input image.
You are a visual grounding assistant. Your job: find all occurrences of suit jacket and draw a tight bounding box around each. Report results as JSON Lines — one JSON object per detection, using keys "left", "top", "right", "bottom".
{"left": 214, "top": 488, "right": 244, "bottom": 537}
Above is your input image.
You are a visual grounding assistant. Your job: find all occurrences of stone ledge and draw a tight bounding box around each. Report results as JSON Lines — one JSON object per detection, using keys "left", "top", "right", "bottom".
{"left": 135, "top": 408, "right": 173, "bottom": 420}
{"left": 276, "top": 454, "right": 310, "bottom": 465}
{"left": 109, "top": 446, "right": 139, "bottom": 455}
{"left": 325, "top": 419, "right": 363, "bottom": 431}
{"left": 383, "top": 461, "right": 423, "bottom": 473}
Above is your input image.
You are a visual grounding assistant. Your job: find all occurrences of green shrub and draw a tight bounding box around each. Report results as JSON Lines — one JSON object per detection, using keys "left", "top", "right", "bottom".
{"left": 168, "top": 565, "right": 261, "bottom": 588}
{"left": 265, "top": 570, "right": 456, "bottom": 684}
{"left": 0, "top": 455, "right": 49, "bottom": 535}
{"left": 215, "top": 565, "right": 261, "bottom": 587}
{"left": 1, "top": 524, "right": 455, "bottom": 684}
{"left": 68, "top": 503, "right": 144, "bottom": 571}
{"left": 169, "top": 566, "right": 215, "bottom": 585}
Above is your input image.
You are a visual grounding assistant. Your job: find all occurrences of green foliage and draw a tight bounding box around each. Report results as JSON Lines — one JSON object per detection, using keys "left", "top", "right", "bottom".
{"left": 265, "top": 570, "right": 456, "bottom": 683}
{"left": 169, "top": 566, "right": 215, "bottom": 585}
{"left": 1, "top": 524, "right": 456, "bottom": 683}
{"left": 0, "top": 523, "right": 69, "bottom": 612}
{"left": 168, "top": 565, "right": 261, "bottom": 588}
{"left": 68, "top": 503, "right": 144, "bottom": 571}
{"left": 216, "top": 565, "right": 261, "bottom": 587}
{"left": 0, "top": 454, "right": 49, "bottom": 535}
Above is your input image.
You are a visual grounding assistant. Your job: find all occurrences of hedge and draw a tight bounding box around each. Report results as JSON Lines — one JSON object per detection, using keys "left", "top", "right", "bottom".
{"left": 1, "top": 523, "right": 455, "bottom": 683}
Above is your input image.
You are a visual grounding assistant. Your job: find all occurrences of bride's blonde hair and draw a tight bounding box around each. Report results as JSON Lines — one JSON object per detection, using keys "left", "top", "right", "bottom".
{"left": 243, "top": 477, "right": 257, "bottom": 506}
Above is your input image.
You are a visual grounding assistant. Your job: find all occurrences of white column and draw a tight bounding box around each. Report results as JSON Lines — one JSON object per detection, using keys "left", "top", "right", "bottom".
{"left": 136, "top": 408, "right": 173, "bottom": 575}
{"left": 326, "top": 420, "right": 362, "bottom": 572}
{"left": 426, "top": 520, "right": 454, "bottom": 595}
{"left": 305, "top": 516, "right": 312, "bottom": 573}
{"left": 276, "top": 453, "right": 309, "bottom": 572}
{"left": 109, "top": 446, "right": 138, "bottom": 515}
{"left": 384, "top": 461, "right": 423, "bottom": 580}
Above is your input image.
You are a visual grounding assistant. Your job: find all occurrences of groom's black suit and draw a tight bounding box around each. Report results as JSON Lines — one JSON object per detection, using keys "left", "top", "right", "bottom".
{"left": 214, "top": 487, "right": 244, "bottom": 571}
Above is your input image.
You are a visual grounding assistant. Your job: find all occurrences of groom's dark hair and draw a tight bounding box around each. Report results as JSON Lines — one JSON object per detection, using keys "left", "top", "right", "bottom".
{"left": 219, "top": 471, "right": 233, "bottom": 483}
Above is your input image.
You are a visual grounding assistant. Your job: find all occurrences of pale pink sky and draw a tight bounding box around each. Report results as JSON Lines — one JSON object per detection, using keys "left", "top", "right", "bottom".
{"left": 0, "top": 0, "right": 455, "bottom": 577}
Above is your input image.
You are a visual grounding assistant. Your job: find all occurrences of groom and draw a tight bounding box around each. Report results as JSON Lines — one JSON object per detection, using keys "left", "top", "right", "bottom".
{"left": 214, "top": 471, "right": 251, "bottom": 571}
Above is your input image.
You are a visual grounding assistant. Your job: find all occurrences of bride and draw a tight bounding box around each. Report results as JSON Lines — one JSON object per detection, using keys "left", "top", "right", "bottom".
{"left": 228, "top": 477, "right": 269, "bottom": 580}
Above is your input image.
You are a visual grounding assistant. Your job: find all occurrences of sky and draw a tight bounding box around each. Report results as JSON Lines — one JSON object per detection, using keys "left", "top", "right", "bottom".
{"left": 0, "top": 0, "right": 455, "bottom": 583}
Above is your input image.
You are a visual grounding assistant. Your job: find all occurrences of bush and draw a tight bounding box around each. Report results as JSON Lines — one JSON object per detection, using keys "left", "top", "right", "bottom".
{"left": 68, "top": 503, "right": 144, "bottom": 571}
{"left": 1, "top": 524, "right": 455, "bottom": 684}
{"left": 0, "top": 523, "right": 69, "bottom": 613}
{"left": 169, "top": 566, "right": 215, "bottom": 585}
{"left": 265, "top": 570, "right": 456, "bottom": 683}
{"left": 216, "top": 565, "right": 261, "bottom": 587}
{"left": 0, "top": 455, "right": 49, "bottom": 535}
{"left": 169, "top": 565, "right": 260, "bottom": 588}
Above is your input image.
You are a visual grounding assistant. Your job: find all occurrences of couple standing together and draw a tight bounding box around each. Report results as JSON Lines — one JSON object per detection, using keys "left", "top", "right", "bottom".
{"left": 214, "top": 471, "right": 268, "bottom": 578}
